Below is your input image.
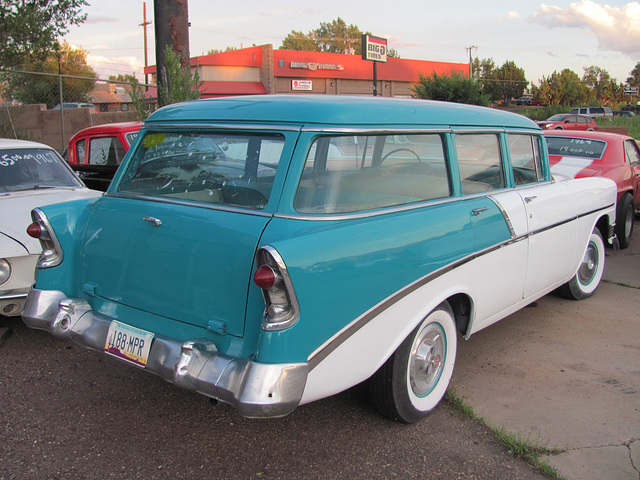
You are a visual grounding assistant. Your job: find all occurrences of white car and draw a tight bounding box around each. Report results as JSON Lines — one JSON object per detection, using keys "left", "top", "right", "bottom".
{"left": 0, "top": 139, "right": 101, "bottom": 316}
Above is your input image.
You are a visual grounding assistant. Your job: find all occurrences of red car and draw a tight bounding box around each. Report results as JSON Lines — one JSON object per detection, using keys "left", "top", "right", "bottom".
{"left": 64, "top": 121, "right": 143, "bottom": 191}
{"left": 545, "top": 130, "right": 640, "bottom": 248}
{"left": 537, "top": 114, "right": 598, "bottom": 131}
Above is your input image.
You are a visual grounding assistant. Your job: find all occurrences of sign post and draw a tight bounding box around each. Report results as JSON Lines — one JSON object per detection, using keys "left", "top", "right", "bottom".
{"left": 362, "top": 34, "right": 388, "bottom": 97}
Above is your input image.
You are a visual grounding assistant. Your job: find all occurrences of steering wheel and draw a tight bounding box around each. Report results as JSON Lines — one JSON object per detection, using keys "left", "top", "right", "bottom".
{"left": 381, "top": 148, "right": 422, "bottom": 164}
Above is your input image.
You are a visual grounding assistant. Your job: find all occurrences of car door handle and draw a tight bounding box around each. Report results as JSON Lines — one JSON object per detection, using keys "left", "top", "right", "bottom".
{"left": 143, "top": 216, "right": 163, "bottom": 227}
{"left": 472, "top": 207, "right": 489, "bottom": 216}
{"left": 524, "top": 196, "right": 537, "bottom": 204}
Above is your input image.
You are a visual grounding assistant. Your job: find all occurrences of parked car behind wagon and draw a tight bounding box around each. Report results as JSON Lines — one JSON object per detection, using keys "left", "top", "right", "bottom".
{"left": 569, "top": 106, "right": 613, "bottom": 117}
{"left": 545, "top": 129, "right": 640, "bottom": 248}
{"left": 0, "top": 139, "right": 100, "bottom": 316}
{"left": 64, "top": 122, "right": 142, "bottom": 191}
{"left": 537, "top": 114, "right": 597, "bottom": 131}
{"left": 23, "top": 96, "right": 617, "bottom": 423}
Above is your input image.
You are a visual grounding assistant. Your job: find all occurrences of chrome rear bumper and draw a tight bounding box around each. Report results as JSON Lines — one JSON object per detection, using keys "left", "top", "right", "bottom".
{"left": 22, "top": 288, "right": 308, "bottom": 418}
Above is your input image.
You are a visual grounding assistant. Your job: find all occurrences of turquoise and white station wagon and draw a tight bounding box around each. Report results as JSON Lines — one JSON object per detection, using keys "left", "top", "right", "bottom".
{"left": 23, "top": 95, "right": 618, "bottom": 423}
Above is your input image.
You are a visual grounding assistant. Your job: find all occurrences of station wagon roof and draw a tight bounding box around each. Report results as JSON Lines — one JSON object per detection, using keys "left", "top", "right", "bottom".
{"left": 144, "top": 94, "right": 539, "bottom": 130}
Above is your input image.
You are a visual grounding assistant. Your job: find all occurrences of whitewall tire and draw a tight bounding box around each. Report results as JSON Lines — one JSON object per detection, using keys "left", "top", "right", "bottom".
{"left": 558, "top": 227, "right": 605, "bottom": 300}
{"left": 367, "top": 301, "right": 457, "bottom": 423}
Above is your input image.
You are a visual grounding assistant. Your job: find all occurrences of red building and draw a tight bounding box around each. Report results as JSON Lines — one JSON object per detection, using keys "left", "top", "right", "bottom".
{"left": 146, "top": 44, "right": 470, "bottom": 98}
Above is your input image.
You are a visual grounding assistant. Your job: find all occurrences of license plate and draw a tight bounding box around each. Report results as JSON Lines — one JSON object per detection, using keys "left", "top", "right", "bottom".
{"left": 104, "top": 320, "right": 154, "bottom": 367}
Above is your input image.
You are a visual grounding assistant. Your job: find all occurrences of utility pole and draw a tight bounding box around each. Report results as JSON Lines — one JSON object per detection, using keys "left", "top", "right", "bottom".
{"left": 139, "top": 2, "right": 152, "bottom": 87}
{"left": 465, "top": 45, "right": 477, "bottom": 78}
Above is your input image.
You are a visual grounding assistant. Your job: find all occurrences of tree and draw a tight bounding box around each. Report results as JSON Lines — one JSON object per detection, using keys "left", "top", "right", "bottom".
{"left": 157, "top": 45, "right": 203, "bottom": 107}
{"left": 536, "top": 69, "right": 588, "bottom": 106}
{"left": 0, "top": 0, "right": 88, "bottom": 67}
{"left": 411, "top": 72, "right": 489, "bottom": 106}
{"left": 471, "top": 57, "right": 495, "bottom": 80}
{"left": 582, "top": 66, "right": 613, "bottom": 104}
{"left": 1, "top": 42, "right": 96, "bottom": 108}
{"left": 129, "top": 78, "right": 155, "bottom": 121}
{"left": 626, "top": 62, "right": 640, "bottom": 88}
{"left": 109, "top": 74, "right": 137, "bottom": 83}
{"left": 481, "top": 60, "right": 527, "bottom": 105}
{"left": 281, "top": 30, "right": 322, "bottom": 52}
{"left": 206, "top": 47, "right": 240, "bottom": 55}
{"left": 280, "top": 18, "right": 399, "bottom": 57}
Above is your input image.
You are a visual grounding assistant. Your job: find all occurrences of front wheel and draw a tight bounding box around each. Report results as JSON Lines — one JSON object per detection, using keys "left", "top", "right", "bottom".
{"left": 558, "top": 227, "right": 605, "bottom": 300}
{"left": 367, "top": 302, "right": 457, "bottom": 423}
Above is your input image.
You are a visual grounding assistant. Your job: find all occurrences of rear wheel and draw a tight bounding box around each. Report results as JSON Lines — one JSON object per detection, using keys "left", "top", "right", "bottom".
{"left": 558, "top": 227, "right": 605, "bottom": 300}
{"left": 615, "top": 194, "right": 634, "bottom": 249}
{"left": 367, "top": 302, "right": 457, "bottom": 423}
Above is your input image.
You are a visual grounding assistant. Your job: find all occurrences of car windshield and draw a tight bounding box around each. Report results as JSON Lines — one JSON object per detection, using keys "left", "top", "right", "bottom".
{"left": 547, "top": 114, "right": 568, "bottom": 121}
{"left": 545, "top": 137, "right": 606, "bottom": 159}
{"left": 117, "top": 131, "right": 285, "bottom": 210}
{"left": 0, "top": 147, "right": 83, "bottom": 193}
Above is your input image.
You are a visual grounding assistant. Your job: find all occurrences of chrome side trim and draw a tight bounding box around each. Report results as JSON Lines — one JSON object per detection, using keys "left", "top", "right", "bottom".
{"left": 307, "top": 203, "right": 614, "bottom": 369}
{"left": 488, "top": 196, "right": 516, "bottom": 238}
{"left": 22, "top": 288, "right": 308, "bottom": 418}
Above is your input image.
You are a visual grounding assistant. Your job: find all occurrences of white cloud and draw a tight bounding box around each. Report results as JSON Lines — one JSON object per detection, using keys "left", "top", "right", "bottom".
{"left": 531, "top": 1, "right": 640, "bottom": 57}
{"left": 87, "top": 54, "right": 144, "bottom": 79}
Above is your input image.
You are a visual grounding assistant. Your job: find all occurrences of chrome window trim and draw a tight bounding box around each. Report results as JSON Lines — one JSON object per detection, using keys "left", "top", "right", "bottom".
{"left": 300, "top": 127, "right": 452, "bottom": 134}
{"left": 275, "top": 195, "right": 463, "bottom": 221}
{"left": 105, "top": 193, "right": 274, "bottom": 218}
{"left": 143, "top": 123, "right": 302, "bottom": 132}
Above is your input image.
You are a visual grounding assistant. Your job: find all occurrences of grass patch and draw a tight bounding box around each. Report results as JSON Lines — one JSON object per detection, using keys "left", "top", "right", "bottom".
{"left": 595, "top": 116, "right": 640, "bottom": 139}
{"left": 445, "top": 385, "right": 566, "bottom": 479}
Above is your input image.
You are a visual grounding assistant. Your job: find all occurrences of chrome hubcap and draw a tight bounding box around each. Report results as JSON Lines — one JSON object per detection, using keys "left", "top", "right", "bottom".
{"left": 409, "top": 323, "right": 445, "bottom": 396}
{"left": 577, "top": 241, "right": 598, "bottom": 285}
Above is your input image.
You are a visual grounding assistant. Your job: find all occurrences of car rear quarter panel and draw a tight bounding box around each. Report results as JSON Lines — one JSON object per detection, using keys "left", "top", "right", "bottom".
{"left": 32, "top": 198, "right": 101, "bottom": 294}
{"left": 254, "top": 197, "right": 511, "bottom": 366}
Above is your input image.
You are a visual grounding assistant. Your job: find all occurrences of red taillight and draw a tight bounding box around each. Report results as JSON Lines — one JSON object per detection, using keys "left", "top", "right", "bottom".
{"left": 253, "top": 265, "right": 276, "bottom": 290}
{"left": 26, "top": 222, "right": 42, "bottom": 239}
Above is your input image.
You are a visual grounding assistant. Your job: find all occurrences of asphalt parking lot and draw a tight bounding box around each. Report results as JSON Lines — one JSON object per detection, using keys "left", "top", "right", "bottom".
{"left": 1, "top": 220, "right": 638, "bottom": 480}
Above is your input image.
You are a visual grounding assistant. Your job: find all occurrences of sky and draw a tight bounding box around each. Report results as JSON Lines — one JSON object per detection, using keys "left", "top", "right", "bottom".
{"left": 62, "top": 0, "right": 640, "bottom": 86}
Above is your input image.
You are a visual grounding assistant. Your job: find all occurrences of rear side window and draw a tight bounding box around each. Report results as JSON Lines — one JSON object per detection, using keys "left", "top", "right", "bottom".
{"left": 118, "top": 132, "right": 285, "bottom": 210}
{"left": 508, "top": 134, "right": 544, "bottom": 185}
{"left": 294, "top": 134, "right": 450, "bottom": 214}
{"left": 624, "top": 140, "right": 640, "bottom": 167}
{"left": 545, "top": 137, "right": 606, "bottom": 160}
{"left": 75, "top": 139, "right": 86, "bottom": 164}
{"left": 125, "top": 132, "right": 138, "bottom": 146}
{"left": 456, "top": 134, "right": 505, "bottom": 194}
{"left": 88, "top": 137, "right": 126, "bottom": 166}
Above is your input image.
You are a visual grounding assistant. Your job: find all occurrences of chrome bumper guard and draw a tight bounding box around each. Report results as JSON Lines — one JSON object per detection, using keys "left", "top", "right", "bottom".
{"left": 22, "top": 288, "right": 308, "bottom": 418}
